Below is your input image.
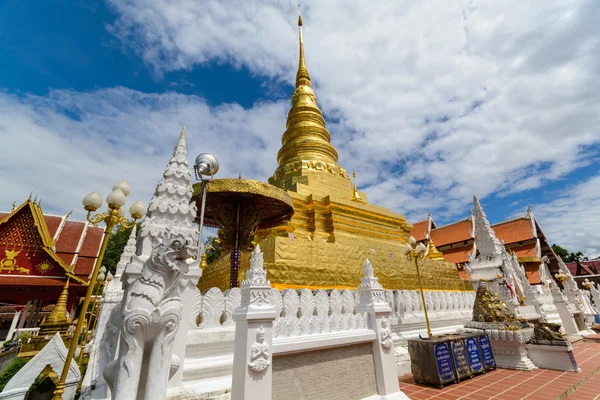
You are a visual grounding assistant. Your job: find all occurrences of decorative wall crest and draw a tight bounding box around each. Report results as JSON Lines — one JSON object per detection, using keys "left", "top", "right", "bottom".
{"left": 248, "top": 327, "right": 270, "bottom": 373}
{"left": 358, "top": 258, "right": 387, "bottom": 306}
{"left": 240, "top": 245, "right": 272, "bottom": 310}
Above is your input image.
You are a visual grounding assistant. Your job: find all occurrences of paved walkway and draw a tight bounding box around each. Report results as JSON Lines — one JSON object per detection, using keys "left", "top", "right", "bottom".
{"left": 399, "top": 341, "right": 600, "bottom": 399}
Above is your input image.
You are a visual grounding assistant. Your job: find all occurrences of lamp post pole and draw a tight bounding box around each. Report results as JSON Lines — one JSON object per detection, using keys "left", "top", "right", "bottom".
{"left": 404, "top": 236, "right": 432, "bottom": 338}
{"left": 76, "top": 273, "right": 104, "bottom": 366}
{"left": 52, "top": 181, "right": 146, "bottom": 400}
{"left": 193, "top": 153, "right": 219, "bottom": 259}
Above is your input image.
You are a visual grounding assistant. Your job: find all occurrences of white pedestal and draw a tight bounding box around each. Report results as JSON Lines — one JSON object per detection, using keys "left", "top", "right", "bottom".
{"left": 526, "top": 342, "right": 580, "bottom": 372}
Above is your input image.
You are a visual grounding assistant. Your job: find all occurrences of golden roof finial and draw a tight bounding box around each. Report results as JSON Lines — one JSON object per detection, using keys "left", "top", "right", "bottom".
{"left": 200, "top": 252, "right": 208, "bottom": 269}
{"left": 296, "top": 4, "right": 311, "bottom": 88}
{"left": 180, "top": 126, "right": 186, "bottom": 138}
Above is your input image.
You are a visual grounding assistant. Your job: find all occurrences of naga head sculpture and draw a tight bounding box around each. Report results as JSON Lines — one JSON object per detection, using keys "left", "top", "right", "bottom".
{"left": 152, "top": 235, "right": 195, "bottom": 274}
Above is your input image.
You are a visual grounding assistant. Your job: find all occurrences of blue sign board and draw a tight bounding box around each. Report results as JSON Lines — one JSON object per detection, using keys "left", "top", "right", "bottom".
{"left": 465, "top": 337, "right": 483, "bottom": 373}
{"left": 478, "top": 335, "right": 495, "bottom": 369}
{"left": 568, "top": 350, "right": 578, "bottom": 371}
{"left": 434, "top": 343, "right": 455, "bottom": 382}
{"left": 451, "top": 340, "right": 470, "bottom": 378}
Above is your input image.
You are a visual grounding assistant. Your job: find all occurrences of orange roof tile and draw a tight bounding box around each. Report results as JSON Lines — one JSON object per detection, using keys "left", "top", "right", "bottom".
{"left": 491, "top": 218, "right": 534, "bottom": 245}
{"left": 409, "top": 220, "right": 429, "bottom": 242}
{"left": 438, "top": 246, "right": 473, "bottom": 264}
{"left": 509, "top": 242, "right": 538, "bottom": 259}
{"left": 430, "top": 219, "right": 472, "bottom": 247}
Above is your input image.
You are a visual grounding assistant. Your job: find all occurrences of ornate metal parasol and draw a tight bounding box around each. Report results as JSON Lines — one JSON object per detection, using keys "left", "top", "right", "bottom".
{"left": 192, "top": 178, "right": 294, "bottom": 288}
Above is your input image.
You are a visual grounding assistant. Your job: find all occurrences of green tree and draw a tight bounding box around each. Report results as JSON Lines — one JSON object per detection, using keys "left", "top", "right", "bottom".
{"left": 204, "top": 236, "right": 222, "bottom": 264}
{"left": 552, "top": 244, "right": 584, "bottom": 263}
{"left": 102, "top": 222, "right": 138, "bottom": 275}
{"left": 552, "top": 244, "right": 569, "bottom": 262}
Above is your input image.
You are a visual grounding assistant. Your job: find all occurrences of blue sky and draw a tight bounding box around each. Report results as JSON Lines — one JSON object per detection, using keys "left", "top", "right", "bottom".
{"left": 1, "top": 0, "right": 599, "bottom": 256}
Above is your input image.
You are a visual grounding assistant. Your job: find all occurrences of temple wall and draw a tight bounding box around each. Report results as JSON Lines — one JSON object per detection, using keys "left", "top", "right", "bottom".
{"left": 272, "top": 343, "right": 377, "bottom": 400}
{"left": 171, "top": 286, "right": 475, "bottom": 398}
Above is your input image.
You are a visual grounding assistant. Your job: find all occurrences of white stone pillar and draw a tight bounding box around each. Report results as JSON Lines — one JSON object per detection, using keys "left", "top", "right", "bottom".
{"left": 357, "top": 259, "right": 409, "bottom": 400}
{"left": 5, "top": 311, "right": 20, "bottom": 341}
{"left": 169, "top": 265, "right": 202, "bottom": 389}
{"left": 552, "top": 288, "right": 579, "bottom": 335}
{"left": 231, "top": 246, "right": 277, "bottom": 400}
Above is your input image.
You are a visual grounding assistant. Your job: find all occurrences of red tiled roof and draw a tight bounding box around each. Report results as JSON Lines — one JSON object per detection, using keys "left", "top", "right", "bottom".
{"left": 73, "top": 257, "right": 96, "bottom": 276}
{"left": 409, "top": 220, "right": 429, "bottom": 242}
{"left": 79, "top": 225, "right": 104, "bottom": 257}
{"left": 55, "top": 220, "right": 86, "bottom": 253}
{"left": 0, "top": 276, "right": 84, "bottom": 288}
{"left": 430, "top": 219, "right": 472, "bottom": 246}
{"left": 566, "top": 260, "right": 600, "bottom": 276}
{"left": 491, "top": 217, "right": 534, "bottom": 245}
{"left": 45, "top": 215, "right": 62, "bottom": 237}
{"left": 0, "top": 208, "right": 103, "bottom": 278}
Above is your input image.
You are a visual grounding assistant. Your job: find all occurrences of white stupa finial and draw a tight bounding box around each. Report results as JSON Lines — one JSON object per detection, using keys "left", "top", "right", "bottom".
{"left": 363, "top": 258, "right": 374, "bottom": 278}
{"left": 137, "top": 129, "right": 198, "bottom": 258}
{"left": 115, "top": 226, "right": 138, "bottom": 277}
{"left": 250, "top": 244, "right": 264, "bottom": 270}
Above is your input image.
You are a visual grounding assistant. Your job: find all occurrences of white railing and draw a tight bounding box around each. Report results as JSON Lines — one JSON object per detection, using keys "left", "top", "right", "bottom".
{"left": 190, "top": 287, "right": 475, "bottom": 333}
{"left": 273, "top": 289, "right": 368, "bottom": 338}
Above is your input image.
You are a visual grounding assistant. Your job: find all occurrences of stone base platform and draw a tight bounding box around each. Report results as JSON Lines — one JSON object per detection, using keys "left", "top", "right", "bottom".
{"left": 526, "top": 342, "right": 580, "bottom": 372}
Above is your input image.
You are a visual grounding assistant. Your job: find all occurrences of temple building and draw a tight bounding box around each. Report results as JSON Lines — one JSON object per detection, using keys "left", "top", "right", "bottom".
{"left": 0, "top": 197, "right": 103, "bottom": 336}
{"left": 410, "top": 205, "right": 562, "bottom": 284}
{"left": 566, "top": 259, "right": 600, "bottom": 287}
{"left": 199, "top": 16, "right": 468, "bottom": 292}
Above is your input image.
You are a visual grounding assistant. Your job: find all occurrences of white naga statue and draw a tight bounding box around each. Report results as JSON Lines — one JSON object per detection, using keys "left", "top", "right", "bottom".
{"left": 105, "top": 236, "right": 196, "bottom": 400}
{"left": 248, "top": 327, "right": 270, "bottom": 373}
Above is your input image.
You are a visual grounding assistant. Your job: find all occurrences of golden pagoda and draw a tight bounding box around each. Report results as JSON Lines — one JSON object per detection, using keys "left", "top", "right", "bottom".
{"left": 199, "top": 13, "right": 470, "bottom": 292}
{"left": 19, "top": 279, "right": 72, "bottom": 357}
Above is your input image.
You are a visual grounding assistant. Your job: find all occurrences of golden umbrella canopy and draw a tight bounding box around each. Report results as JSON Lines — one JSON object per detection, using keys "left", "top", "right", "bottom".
{"left": 192, "top": 178, "right": 294, "bottom": 288}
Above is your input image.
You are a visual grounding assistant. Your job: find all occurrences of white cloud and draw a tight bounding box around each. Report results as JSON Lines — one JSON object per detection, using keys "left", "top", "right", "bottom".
{"left": 0, "top": 88, "right": 286, "bottom": 220}
{"left": 107, "top": 0, "right": 600, "bottom": 221}
{"left": 533, "top": 173, "right": 600, "bottom": 258}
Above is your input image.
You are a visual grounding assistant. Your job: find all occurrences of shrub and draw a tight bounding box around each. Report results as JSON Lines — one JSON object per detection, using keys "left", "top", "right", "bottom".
{"left": 0, "top": 357, "right": 31, "bottom": 392}
{"left": 16, "top": 332, "right": 32, "bottom": 341}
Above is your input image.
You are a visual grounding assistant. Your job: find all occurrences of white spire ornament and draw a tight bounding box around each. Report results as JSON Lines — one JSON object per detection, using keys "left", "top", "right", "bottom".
{"left": 473, "top": 196, "right": 503, "bottom": 256}
{"left": 137, "top": 127, "right": 199, "bottom": 258}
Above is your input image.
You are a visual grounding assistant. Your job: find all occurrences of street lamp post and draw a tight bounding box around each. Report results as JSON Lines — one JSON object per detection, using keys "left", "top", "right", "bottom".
{"left": 52, "top": 181, "right": 146, "bottom": 400}
{"left": 403, "top": 236, "right": 432, "bottom": 338}
{"left": 193, "top": 153, "right": 219, "bottom": 259}
{"left": 76, "top": 268, "right": 109, "bottom": 365}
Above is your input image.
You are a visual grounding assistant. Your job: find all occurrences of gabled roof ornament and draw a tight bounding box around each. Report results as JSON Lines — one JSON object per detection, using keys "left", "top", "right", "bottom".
{"left": 473, "top": 196, "right": 503, "bottom": 256}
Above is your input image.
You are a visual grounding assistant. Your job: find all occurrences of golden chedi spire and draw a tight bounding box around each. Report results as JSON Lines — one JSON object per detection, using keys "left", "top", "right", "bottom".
{"left": 270, "top": 7, "right": 348, "bottom": 191}
{"left": 426, "top": 238, "right": 446, "bottom": 261}
{"left": 351, "top": 169, "right": 365, "bottom": 202}
{"left": 39, "top": 278, "right": 71, "bottom": 336}
{"left": 198, "top": 9, "right": 469, "bottom": 293}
